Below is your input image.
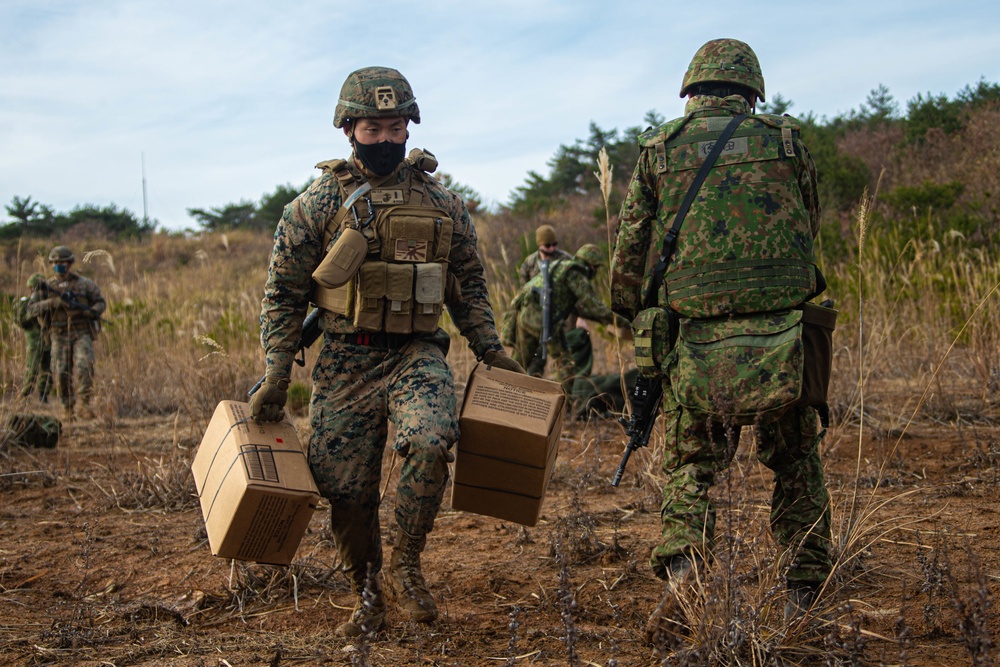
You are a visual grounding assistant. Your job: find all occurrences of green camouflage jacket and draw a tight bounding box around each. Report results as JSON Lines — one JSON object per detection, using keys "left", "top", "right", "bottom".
{"left": 514, "top": 258, "right": 615, "bottom": 336}
{"left": 611, "top": 95, "right": 820, "bottom": 322}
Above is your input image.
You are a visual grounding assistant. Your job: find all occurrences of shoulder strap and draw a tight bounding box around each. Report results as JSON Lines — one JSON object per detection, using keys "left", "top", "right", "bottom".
{"left": 642, "top": 113, "right": 747, "bottom": 309}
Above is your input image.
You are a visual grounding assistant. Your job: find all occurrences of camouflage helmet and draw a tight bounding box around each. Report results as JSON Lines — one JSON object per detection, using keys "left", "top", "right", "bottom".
{"left": 680, "top": 39, "right": 765, "bottom": 103}
{"left": 575, "top": 243, "right": 606, "bottom": 268}
{"left": 27, "top": 272, "right": 46, "bottom": 289}
{"left": 333, "top": 67, "right": 421, "bottom": 128}
{"left": 48, "top": 246, "right": 74, "bottom": 263}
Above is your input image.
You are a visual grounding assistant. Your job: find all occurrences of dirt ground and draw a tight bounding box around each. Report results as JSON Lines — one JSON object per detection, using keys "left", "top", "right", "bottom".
{"left": 1, "top": 392, "right": 998, "bottom": 666}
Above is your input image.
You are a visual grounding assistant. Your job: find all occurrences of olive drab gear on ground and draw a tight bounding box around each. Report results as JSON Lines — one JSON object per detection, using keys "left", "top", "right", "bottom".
{"left": 680, "top": 38, "right": 765, "bottom": 102}
{"left": 310, "top": 151, "right": 454, "bottom": 336}
{"left": 334, "top": 67, "right": 420, "bottom": 128}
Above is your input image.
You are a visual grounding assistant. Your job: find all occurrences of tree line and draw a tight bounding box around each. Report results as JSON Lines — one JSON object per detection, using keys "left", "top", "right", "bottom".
{"left": 3, "top": 78, "right": 998, "bottom": 242}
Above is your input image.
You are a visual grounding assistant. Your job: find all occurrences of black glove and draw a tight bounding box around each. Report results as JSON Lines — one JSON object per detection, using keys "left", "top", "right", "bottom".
{"left": 249, "top": 377, "right": 289, "bottom": 422}
{"left": 482, "top": 348, "right": 525, "bottom": 374}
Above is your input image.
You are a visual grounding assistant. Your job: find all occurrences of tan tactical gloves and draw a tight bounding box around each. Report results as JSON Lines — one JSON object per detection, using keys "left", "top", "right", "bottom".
{"left": 249, "top": 377, "right": 289, "bottom": 422}
{"left": 481, "top": 348, "right": 526, "bottom": 374}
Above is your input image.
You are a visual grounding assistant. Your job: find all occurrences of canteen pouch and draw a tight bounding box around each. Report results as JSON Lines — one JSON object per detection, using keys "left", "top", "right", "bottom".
{"left": 631, "top": 307, "right": 676, "bottom": 378}
{"left": 413, "top": 262, "right": 445, "bottom": 333}
{"left": 385, "top": 263, "right": 414, "bottom": 334}
{"left": 312, "top": 227, "right": 369, "bottom": 288}
{"left": 668, "top": 310, "right": 804, "bottom": 423}
{"left": 354, "top": 262, "right": 387, "bottom": 331}
{"left": 799, "top": 301, "right": 837, "bottom": 413}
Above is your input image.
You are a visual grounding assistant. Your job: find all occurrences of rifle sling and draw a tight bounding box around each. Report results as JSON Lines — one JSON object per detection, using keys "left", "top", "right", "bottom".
{"left": 643, "top": 113, "right": 748, "bottom": 310}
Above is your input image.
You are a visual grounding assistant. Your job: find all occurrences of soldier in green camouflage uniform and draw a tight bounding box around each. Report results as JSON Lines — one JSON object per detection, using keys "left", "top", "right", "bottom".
{"left": 26, "top": 247, "right": 105, "bottom": 420}
{"left": 18, "top": 273, "right": 52, "bottom": 402}
{"left": 510, "top": 244, "right": 621, "bottom": 392}
{"left": 610, "top": 39, "right": 832, "bottom": 637}
{"left": 250, "top": 67, "right": 523, "bottom": 638}
{"left": 517, "top": 226, "right": 599, "bottom": 407}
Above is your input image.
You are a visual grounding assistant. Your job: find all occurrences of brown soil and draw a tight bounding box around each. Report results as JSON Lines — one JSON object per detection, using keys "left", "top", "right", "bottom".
{"left": 1, "top": 401, "right": 997, "bottom": 666}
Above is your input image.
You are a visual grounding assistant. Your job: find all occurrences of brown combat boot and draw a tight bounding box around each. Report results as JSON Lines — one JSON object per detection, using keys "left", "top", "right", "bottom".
{"left": 644, "top": 555, "right": 700, "bottom": 649}
{"left": 387, "top": 529, "right": 437, "bottom": 623}
{"left": 335, "top": 572, "right": 386, "bottom": 638}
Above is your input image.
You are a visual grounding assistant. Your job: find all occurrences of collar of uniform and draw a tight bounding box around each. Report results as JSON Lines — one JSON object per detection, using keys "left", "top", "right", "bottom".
{"left": 347, "top": 153, "right": 408, "bottom": 184}
{"left": 684, "top": 94, "right": 752, "bottom": 117}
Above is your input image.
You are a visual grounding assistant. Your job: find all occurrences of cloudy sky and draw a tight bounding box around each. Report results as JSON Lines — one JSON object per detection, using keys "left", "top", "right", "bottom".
{"left": 3, "top": 0, "right": 999, "bottom": 231}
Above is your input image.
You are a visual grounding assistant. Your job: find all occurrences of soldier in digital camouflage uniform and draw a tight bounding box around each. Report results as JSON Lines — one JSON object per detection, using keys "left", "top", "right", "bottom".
{"left": 250, "top": 66, "right": 524, "bottom": 638}
{"left": 510, "top": 244, "right": 622, "bottom": 393}
{"left": 26, "top": 246, "right": 105, "bottom": 420}
{"left": 610, "top": 39, "right": 832, "bottom": 640}
{"left": 18, "top": 272, "right": 52, "bottom": 402}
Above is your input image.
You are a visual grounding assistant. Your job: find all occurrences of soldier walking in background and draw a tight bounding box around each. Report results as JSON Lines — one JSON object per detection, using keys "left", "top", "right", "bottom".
{"left": 516, "top": 225, "right": 596, "bottom": 385}
{"left": 26, "top": 246, "right": 105, "bottom": 421}
{"left": 250, "top": 66, "right": 523, "bottom": 637}
{"left": 611, "top": 39, "right": 832, "bottom": 642}
{"left": 17, "top": 272, "right": 52, "bottom": 402}
{"left": 509, "top": 243, "right": 623, "bottom": 406}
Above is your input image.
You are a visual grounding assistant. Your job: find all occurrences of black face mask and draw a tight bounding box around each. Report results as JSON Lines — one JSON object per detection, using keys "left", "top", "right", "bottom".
{"left": 354, "top": 140, "right": 406, "bottom": 176}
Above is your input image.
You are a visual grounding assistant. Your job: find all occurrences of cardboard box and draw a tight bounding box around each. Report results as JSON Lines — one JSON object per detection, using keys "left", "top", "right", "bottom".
{"left": 452, "top": 363, "right": 565, "bottom": 526}
{"left": 191, "top": 400, "right": 320, "bottom": 565}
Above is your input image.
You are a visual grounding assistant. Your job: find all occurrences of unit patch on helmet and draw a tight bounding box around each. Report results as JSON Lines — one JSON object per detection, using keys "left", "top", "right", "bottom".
{"left": 376, "top": 86, "right": 397, "bottom": 110}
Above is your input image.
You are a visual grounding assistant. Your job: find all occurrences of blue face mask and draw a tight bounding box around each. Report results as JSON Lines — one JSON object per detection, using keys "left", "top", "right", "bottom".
{"left": 53, "top": 263, "right": 68, "bottom": 276}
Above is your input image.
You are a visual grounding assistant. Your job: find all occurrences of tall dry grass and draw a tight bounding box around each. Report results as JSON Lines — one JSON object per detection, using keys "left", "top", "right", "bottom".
{"left": 1, "top": 231, "right": 277, "bottom": 426}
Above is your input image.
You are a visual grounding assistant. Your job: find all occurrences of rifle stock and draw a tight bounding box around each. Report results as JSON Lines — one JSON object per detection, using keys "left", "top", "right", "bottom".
{"left": 249, "top": 307, "right": 323, "bottom": 396}
{"left": 611, "top": 374, "right": 663, "bottom": 487}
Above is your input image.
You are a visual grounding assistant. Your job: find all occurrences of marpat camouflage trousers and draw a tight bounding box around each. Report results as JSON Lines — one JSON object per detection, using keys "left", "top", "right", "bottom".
{"left": 49, "top": 329, "right": 94, "bottom": 409}
{"left": 651, "top": 387, "right": 832, "bottom": 585}
{"left": 308, "top": 337, "right": 457, "bottom": 582}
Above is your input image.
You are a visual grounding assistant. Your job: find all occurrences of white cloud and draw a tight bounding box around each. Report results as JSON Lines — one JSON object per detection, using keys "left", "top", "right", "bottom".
{"left": 2, "top": 0, "right": 999, "bottom": 229}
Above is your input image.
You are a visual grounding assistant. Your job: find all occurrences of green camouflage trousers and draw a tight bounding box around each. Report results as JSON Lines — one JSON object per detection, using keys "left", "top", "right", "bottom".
{"left": 512, "top": 325, "right": 594, "bottom": 405}
{"left": 21, "top": 328, "right": 51, "bottom": 400}
{"left": 49, "top": 329, "right": 95, "bottom": 409}
{"left": 651, "top": 386, "right": 832, "bottom": 585}
{"left": 308, "top": 336, "right": 457, "bottom": 582}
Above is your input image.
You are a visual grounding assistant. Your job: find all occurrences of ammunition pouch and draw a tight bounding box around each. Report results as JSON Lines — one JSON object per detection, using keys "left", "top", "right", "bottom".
{"left": 311, "top": 193, "right": 455, "bottom": 335}
{"left": 631, "top": 307, "right": 677, "bottom": 378}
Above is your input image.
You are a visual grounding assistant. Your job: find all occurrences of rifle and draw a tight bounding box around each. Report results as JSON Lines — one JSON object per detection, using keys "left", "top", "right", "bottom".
{"left": 248, "top": 307, "right": 323, "bottom": 396}
{"left": 535, "top": 259, "right": 553, "bottom": 362}
{"left": 611, "top": 374, "right": 663, "bottom": 487}
{"left": 609, "top": 114, "right": 747, "bottom": 488}
{"left": 40, "top": 283, "right": 101, "bottom": 318}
